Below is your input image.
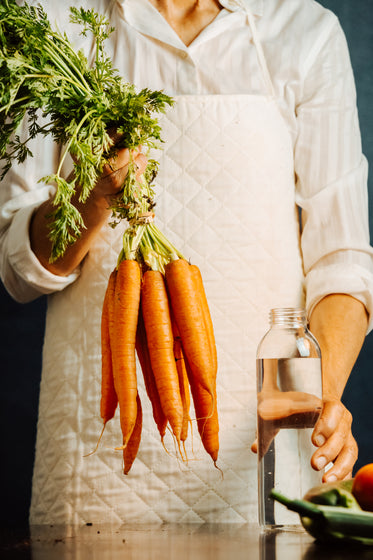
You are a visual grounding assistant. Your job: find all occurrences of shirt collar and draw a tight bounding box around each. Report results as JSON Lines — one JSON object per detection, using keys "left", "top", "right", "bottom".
{"left": 219, "top": 0, "right": 263, "bottom": 16}
{"left": 119, "top": 0, "right": 263, "bottom": 53}
{"left": 118, "top": 0, "right": 263, "bottom": 17}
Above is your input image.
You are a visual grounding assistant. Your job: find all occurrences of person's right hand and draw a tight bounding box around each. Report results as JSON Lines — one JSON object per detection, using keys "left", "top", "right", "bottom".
{"left": 92, "top": 146, "right": 148, "bottom": 201}
{"left": 30, "top": 141, "right": 148, "bottom": 276}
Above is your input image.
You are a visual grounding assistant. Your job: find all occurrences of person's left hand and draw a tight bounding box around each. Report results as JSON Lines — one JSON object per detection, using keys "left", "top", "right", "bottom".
{"left": 311, "top": 398, "right": 358, "bottom": 482}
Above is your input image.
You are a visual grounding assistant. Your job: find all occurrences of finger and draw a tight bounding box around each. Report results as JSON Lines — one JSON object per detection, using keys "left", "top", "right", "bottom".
{"left": 311, "top": 428, "right": 346, "bottom": 472}
{"left": 251, "top": 439, "right": 258, "bottom": 454}
{"left": 312, "top": 399, "right": 345, "bottom": 447}
{"left": 342, "top": 471, "right": 353, "bottom": 481}
{"left": 134, "top": 153, "right": 148, "bottom": 179}
{"left": 322, "top": 434, "right": 358, "bottom": 482}
{"left": 102, "top": 148, "right": 132, "bottom": 176}
{"left": 100, "top": 165, "right": 130, "bottom": 195}
{"left": 311, "top": 411, "right": 354, "bottom": 472}
{"left": 98, "top": 151, "right": 146, "bottom": 197}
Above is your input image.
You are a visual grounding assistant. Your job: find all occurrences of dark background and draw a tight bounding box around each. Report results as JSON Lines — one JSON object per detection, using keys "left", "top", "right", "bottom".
{"left": 0, "top": 0, "right": 372, "bottom": 527}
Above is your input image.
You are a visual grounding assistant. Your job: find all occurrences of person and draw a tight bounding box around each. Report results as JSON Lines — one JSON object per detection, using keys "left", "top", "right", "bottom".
{"left": 1, "top": 0, "right": 372, "bottom": 525}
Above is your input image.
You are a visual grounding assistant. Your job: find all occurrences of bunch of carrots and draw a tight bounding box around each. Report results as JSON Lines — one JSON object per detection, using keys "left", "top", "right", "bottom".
{"left": 91, "top": 152, "right": 219, "bottom": 474}
{"left": 100, "top": 255, "right": 219, "bottom": 474}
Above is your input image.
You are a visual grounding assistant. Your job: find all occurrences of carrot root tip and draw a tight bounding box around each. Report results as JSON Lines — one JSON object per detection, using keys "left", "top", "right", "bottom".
{"left": 161, "top": 437, "right": 172, "bottom": 457}
{"left": 214, "top": 461, "right": 224, "bottom": 480}
{"left": 82, "top": 422, "right": 107, "bottom": 458}
{"left": 176, "top": 439, "right": 186, "bottom": 462}
{"left": 182, "top": 441, "right": 189, "bottom": 464}
{"left": 114, "top": 443, "right": 128, "bottom": 451}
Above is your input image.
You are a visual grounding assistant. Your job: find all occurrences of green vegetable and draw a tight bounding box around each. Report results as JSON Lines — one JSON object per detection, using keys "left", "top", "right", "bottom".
{"left": 303, "top": 479, "right": 361, "bottom": 510}
{"left": 270, "top": 489, "right": 373, "bottom": 546}
{"left": 0, "top": 0, "right": 174, "bottom": 263}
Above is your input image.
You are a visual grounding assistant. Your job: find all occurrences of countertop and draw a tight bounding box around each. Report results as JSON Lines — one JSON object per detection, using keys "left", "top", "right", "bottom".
{"left": 2, "top": 523, "right": 373, "bottom": 560}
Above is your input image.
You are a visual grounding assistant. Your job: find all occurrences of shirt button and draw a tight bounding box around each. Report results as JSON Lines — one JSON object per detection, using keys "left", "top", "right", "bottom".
{"left": 179, "top": 51, "right": 188, "bottom": 59}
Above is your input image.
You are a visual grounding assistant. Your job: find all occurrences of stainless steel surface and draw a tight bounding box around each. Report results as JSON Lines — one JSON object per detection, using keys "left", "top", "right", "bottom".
{"left": 2, "top": 523, "right": 373, "bottom": 560}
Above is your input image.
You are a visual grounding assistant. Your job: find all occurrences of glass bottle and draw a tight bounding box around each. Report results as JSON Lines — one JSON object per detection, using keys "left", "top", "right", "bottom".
{"left": 256, "top": 308, "right": 323, "bottom": 529}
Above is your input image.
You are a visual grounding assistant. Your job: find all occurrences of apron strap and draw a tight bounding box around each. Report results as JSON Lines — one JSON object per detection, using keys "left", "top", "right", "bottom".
{"left": 244, "top": 6, "right": 276, "bottom": 98}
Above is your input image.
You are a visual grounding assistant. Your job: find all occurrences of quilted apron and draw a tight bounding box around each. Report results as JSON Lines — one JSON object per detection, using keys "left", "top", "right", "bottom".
{"left": 30, "top": 8, "right": 305, "bottom": 524}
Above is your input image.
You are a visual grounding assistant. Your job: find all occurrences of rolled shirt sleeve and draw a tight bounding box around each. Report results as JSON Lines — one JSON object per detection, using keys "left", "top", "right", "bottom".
{"left": 294, "top": 17, "right": 373, "bottom": 331}
{"left": 0, "top": 127, "right": 80, "bottom": 303}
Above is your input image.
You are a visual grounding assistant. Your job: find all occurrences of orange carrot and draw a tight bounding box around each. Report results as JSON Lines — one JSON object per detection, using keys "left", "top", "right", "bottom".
{"left": 112, "top": 259, "right": 141, "bottom": 448}
{"left": 136, "top": 305, "right": 167, "bottom": 441}
{"left": 165, "top": 259, "right": 215, "bottom": 398}
{"left": 100, "top": 269, "right": 118, "bottom": 425}
{"left": 190, "top": 264, "right": 217, "bottom": 377}
{"left": 171, "top": 316, "right": 191, "bottom": 444}
{"left": 186, "top": 359, "right": 219, "bottom": 464}
{"left": 141, "top": 270, "right": 183, "bottom": 443}
{"left": 123, "top": 393, "right": 142, "bottom": 475}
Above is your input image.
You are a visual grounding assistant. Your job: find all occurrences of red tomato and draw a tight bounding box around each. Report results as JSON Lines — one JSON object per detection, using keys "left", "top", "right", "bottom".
{"left": 352, "top": 463, "right": 373, "bottom": 511}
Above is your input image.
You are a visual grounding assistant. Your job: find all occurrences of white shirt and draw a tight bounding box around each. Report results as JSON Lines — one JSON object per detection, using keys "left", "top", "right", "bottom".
{"left": 1, "top": 0, "right": 373, "bottom": 327}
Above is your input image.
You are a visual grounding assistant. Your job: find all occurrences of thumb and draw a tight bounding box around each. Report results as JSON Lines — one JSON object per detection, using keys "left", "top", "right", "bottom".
{"left": 251, "top": 438, "right": 258, "bottom": 454}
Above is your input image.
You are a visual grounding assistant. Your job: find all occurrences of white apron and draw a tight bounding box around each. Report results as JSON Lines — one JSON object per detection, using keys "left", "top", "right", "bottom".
{"left": 30, "top": 8, "right": 305, "bottom": 525}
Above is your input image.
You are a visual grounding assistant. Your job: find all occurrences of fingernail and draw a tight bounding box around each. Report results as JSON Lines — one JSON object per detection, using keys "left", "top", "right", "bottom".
{"left": 314, "top": 456, "right": 327, "bottom": 470}
{"left": 325, "top": 474, "right": 338, "bottom": 483}
{"left": 314, "top": 434, "right": 326, "bottom": 447}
